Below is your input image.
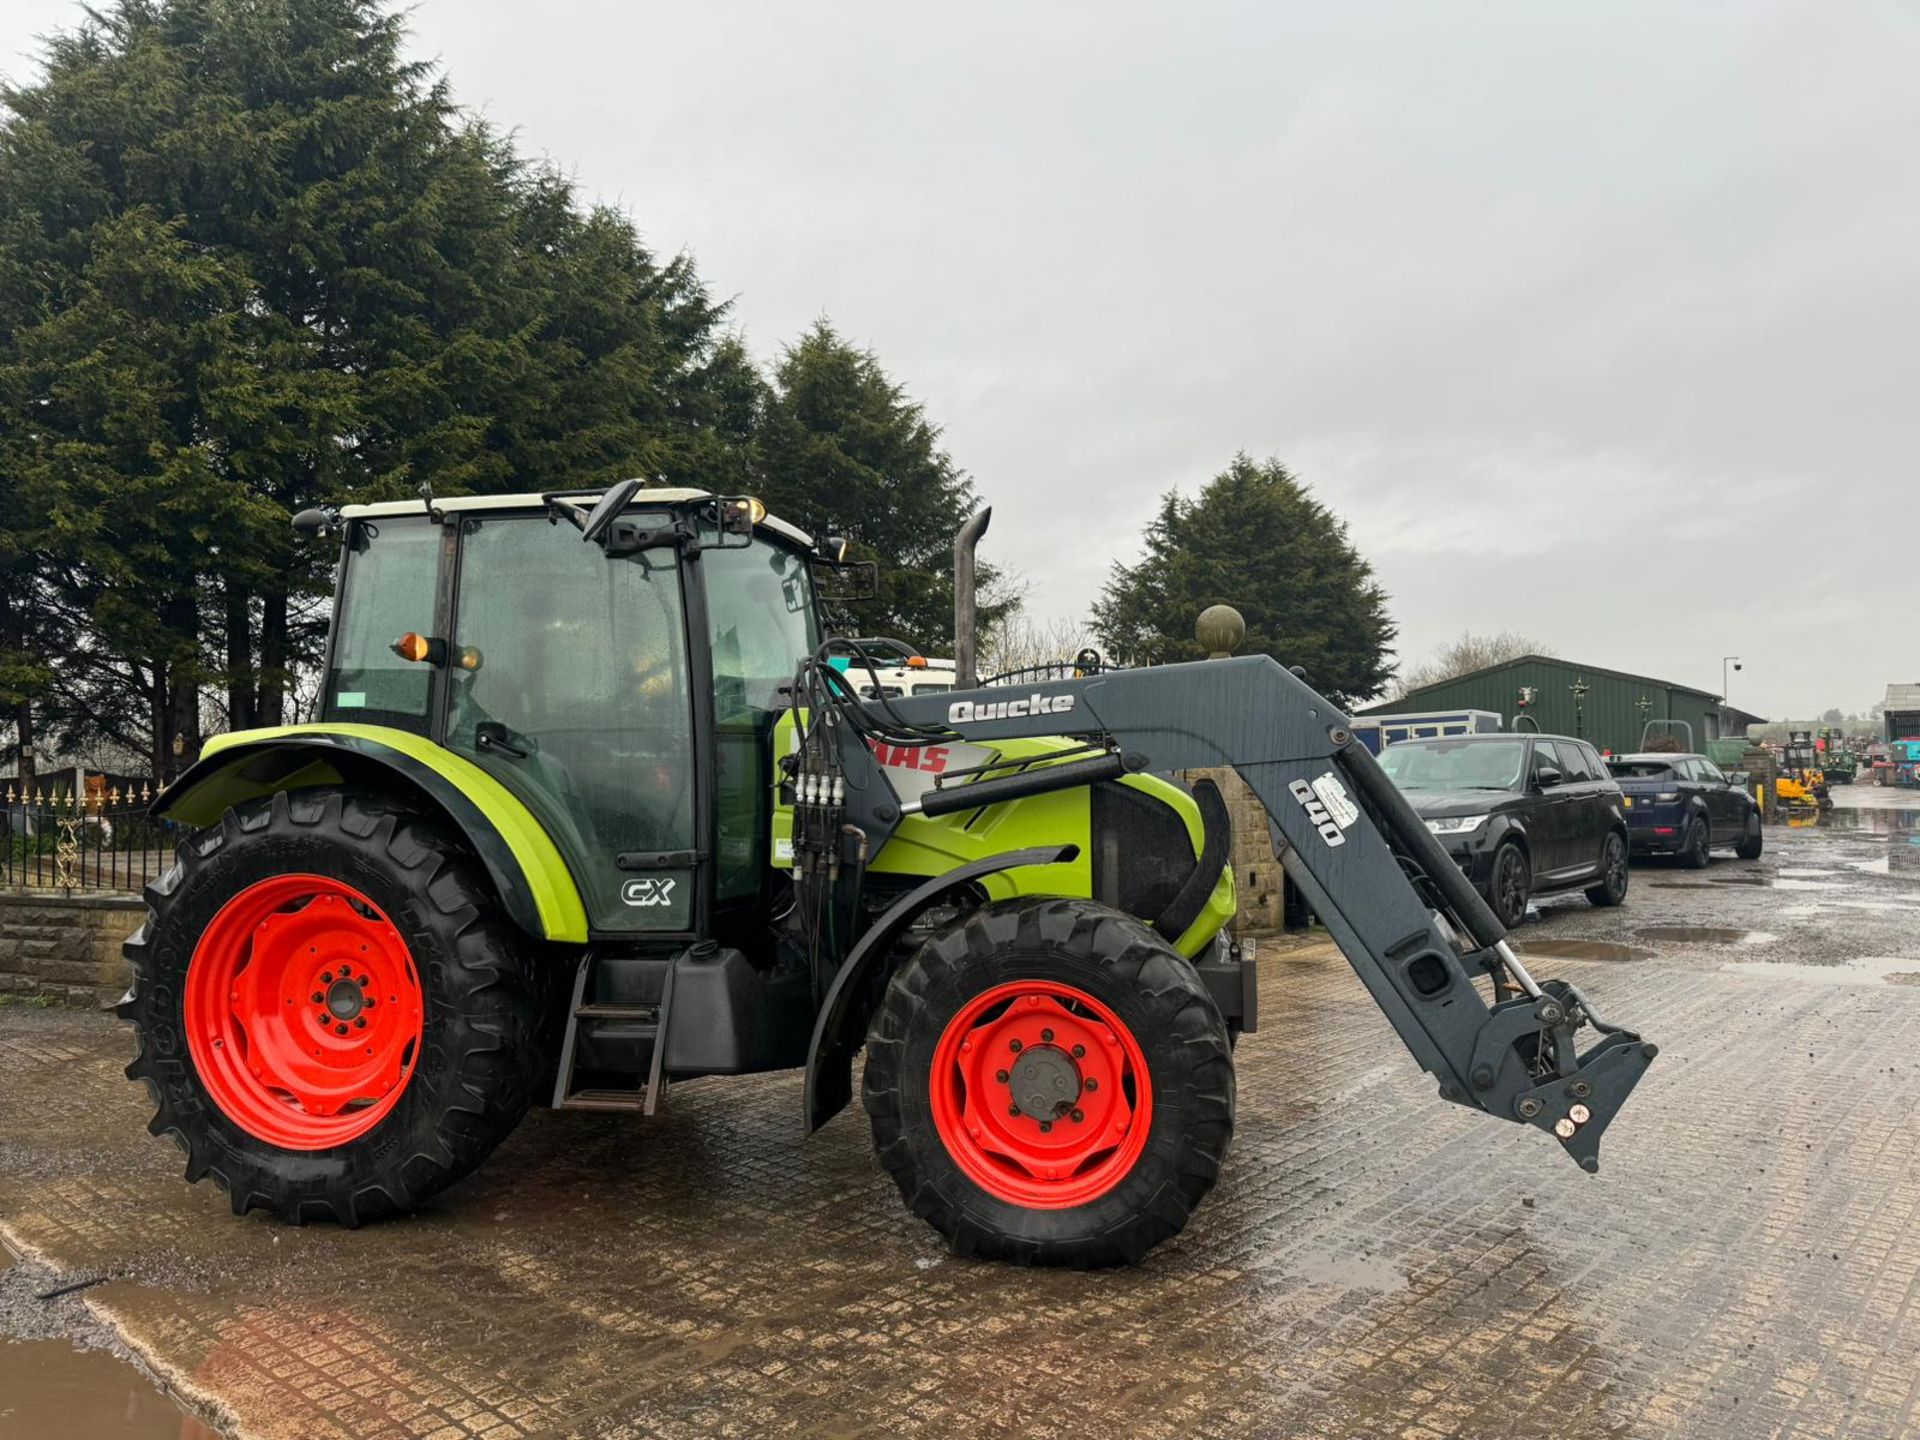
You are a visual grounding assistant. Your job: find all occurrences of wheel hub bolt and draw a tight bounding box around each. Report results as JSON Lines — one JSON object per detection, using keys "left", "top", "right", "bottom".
{"left": 1070, "top": 1109, "right": 1084, "bottom": 1123}
{"left": 1040, "top": 1028, "right": 1053, "bottom": 1042}
{"left": 1038, "top": 1121, "right": 1052, "bottom": 1133}
{"left": 1085, "top": 1078, "right": 1098, "bottom": 1092}
{"left": 1008, "top": 1104, "right": 1021, "bottom": 1117}
{"left": 1008, "top": 1039, "right": 1022, "bottom": 1052}
{"left": 995, "top": 1069, "right": 1009, "bottom": 1083}
{"left": 311, "top": 992, "right": 324, "bottom": 1003}
{"left": 354, "top": 1017, "right": 367, "bottom": 1029}
{"left": 335, "top": 1023, "right": 349, "bottom": 1036}
{"left": 1071, "top": 1044, "right": 1085, "bottom": 1058}
{"left": 321, "top": 972, "right": 333, "bottom": 983}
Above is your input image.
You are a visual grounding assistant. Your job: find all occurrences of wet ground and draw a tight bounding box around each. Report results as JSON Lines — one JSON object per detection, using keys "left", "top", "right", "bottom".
{"left": 2, "top": 787, "right": 1917, "bottom": 1439}
{"left": 0, "top": 1255, "right": 217, "bottom": 1437}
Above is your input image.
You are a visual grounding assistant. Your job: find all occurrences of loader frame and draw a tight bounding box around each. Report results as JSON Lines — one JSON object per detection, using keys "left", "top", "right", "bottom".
{"left": 800, "top": 655, "right": 1657, "bottom": 1172}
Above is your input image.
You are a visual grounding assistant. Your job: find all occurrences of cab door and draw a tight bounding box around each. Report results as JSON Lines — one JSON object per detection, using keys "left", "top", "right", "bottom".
{"left": 443, "top": 512, "right": 698, "bottom": 934}
{"left": 698, "top": 536, "right": 820, "bottom": 921}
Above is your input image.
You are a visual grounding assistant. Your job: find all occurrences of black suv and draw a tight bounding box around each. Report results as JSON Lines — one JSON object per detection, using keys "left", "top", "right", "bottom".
{"left": 1605, "top": 752, "right": 1764, "bottom": 865}
{"left": 1377, "top": 732, "right": 1630, "bottom": 928}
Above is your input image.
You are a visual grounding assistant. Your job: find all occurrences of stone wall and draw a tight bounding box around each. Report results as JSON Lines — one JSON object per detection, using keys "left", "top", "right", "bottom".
{"left": 0, "top": 891, "right": 143, "bottom": 1006}
{"left": 1184, "top": 765, "right": 1296, "bottom": 934}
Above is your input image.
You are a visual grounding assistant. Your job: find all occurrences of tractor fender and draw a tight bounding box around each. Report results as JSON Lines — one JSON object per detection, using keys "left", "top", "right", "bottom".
{"left": 803, "top": 844, "right": 1079, "bottom": 1132}
{"left": 152, "top": 724, "right": 590, "bottom": 943}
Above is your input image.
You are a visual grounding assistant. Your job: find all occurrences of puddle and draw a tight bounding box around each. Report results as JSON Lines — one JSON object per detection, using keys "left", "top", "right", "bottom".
{"left": 1289, "top": 1250, "right": 1408, "bottom": 1293}
{"left": 1722, "top": 957, "right": 1920, "bottom": 986}
{"left": 1513, "top": 939, "right": 1651, "bottom": 963}
{"left": 1636, "top": 926, "right": 1779, "bottom": 946}
{"left": 1706, "top": 873, "right": 1769, "bottom": 886}
{"left": 0, "top": 1258, "right": 218, "bottom": 1439}
{"left": 1778, "top": 869, "right": 1840, "bottom": 878}
{"left": 1769, "top": 878, "right": 1837, "bottom": 892}
{"left": 0, "top": 1338, "right": 219, "bottom": 1438}
{"left": 1816, "top": 802, "right": 1920, "bottom": 838}
{"left": 1649, "top": 882, "right": 1718, "bottom": 891}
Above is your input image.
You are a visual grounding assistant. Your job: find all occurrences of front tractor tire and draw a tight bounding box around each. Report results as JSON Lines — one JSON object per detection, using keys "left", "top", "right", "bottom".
{"left": 863, "top": 898, "right": 1235, "bottom": 1268}
{"left": 121, "top": 790, "right": 549, "bottom": 1225}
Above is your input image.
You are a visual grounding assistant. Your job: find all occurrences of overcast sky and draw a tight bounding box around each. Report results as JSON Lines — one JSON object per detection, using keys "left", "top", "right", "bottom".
{"left": 6, "top": 1, "right": 1916, "bottom": 719}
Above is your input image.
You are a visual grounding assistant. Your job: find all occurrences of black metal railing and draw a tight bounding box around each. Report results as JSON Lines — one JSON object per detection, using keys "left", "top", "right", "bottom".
{"left": 981, "top": 653, "right": 1120, "bottom": 688}
{"left": 1, "top": 786, "right": 178, "bottom": 894}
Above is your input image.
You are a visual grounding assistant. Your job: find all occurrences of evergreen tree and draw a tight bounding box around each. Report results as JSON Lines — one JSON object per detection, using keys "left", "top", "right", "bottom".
{"left": 1092, "top": 455, "right": 1396, "bottom": 705}
{"left": 755, "top": 321, "right": 1002, "bottom": 649}
{"left": 0, "top": 0, "right": 750, "bottom": 777}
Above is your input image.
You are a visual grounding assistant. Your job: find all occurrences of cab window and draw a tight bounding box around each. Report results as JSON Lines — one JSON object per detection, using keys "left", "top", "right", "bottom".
{"left": 323, "top": 516, "right": 440, "bottom": 734}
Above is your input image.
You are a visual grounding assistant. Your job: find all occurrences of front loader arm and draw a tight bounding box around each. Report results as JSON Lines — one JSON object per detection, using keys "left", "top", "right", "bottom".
{"left": 816, "top": 654, "right": 1655, "bottom": 1173}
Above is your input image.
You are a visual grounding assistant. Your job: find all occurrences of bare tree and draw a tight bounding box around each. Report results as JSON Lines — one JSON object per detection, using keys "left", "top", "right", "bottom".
{"left": 978, "top": 615, "right": 1098, "bottom": 680}
{"left": 1390, "top": 631, "right": 1554, "bottom": 700}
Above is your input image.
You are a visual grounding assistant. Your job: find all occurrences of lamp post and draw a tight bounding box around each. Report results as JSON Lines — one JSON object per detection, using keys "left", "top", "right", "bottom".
{"left": 1569, "top": 678, "right": 1590, "bottom": 739}
{"left": 1723, "top": 655, "right": 1742, "bottom": 701}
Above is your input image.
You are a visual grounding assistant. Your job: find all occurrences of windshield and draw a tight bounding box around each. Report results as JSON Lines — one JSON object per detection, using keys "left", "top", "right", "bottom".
{"left": 1378, "top": 738, "right": 1527, "bottom": 791}
{"left": 1608, "top": 760, "right": 1678, "bottom": 779}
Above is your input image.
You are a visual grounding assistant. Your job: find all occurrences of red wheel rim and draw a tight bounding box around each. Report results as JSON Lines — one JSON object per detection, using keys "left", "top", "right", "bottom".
{"left": 928, "top": 980, "right": 1153, "bottom": 1209}
{"left": 183, "top": 874, "right": 425, "bottom": 1151}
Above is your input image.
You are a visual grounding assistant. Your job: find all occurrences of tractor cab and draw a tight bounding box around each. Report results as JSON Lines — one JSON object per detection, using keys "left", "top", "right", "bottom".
{"left": 321, "top": 489, "right": 826, "bottom": 938}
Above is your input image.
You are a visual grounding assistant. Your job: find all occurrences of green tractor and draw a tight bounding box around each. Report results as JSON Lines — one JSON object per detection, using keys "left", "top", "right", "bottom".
{"left": 125, "top": 484, "right": 1655, "bottom": 1267}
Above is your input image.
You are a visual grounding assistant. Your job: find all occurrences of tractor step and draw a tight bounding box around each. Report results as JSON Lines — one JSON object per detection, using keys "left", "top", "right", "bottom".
{"left": 559, "top": 1088, "right": 652, "bottom": 1113}
{"left": 572, "top": 1003, "right": 659, "bottom": 1021}
{"left": 551, "top": 951, "right": 678, "bottom": 1117}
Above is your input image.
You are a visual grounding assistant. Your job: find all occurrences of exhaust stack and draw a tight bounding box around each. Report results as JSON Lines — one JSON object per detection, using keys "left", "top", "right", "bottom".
{"left": 953, "top": 508, "right": 991, "bottom": 688}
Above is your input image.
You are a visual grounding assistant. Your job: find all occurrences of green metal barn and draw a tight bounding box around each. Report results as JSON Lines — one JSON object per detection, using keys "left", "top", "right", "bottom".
{"left": 1358, "top": 655, "right": 1759, "bottom": 756}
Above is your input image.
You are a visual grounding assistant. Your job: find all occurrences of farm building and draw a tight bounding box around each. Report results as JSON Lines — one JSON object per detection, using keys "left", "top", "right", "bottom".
{"left": 1884, "top": 683, "right": 1920, "bottom": 742}
{"left": 1358, "top": 655, "right": 1764, "bottom": 756}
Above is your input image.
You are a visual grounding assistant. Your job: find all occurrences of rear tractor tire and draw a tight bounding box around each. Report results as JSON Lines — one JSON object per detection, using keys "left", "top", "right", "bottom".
{"left": 121, "top": 789, "right": 549, "bottom": 1225}
{"left": 863, "top": 897, "right": 1234, "bottom": 1268}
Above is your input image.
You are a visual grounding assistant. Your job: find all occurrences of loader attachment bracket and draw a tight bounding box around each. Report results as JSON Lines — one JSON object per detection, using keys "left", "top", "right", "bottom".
{"left": 1459, "top": 977, "right": 1657, "bottom": 1172}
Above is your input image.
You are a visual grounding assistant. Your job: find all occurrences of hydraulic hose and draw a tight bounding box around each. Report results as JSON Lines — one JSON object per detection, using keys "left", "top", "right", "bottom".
{"left": 902, "top": 753, "right": 1127, "bottom": 818}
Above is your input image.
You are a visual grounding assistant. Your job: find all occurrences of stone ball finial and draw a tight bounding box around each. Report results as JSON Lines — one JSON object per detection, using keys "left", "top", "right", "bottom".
{"left": 1195, "top": 604, "right": 1246, "bottom": 660}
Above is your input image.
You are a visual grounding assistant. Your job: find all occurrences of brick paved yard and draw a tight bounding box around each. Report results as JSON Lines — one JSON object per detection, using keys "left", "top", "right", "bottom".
{"left": 2, "top": 791, "right": 1917, "bottom": 1439}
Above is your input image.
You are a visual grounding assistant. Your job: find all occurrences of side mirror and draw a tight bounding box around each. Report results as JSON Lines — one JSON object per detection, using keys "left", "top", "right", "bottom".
{"left": 1534, "top": 766, "right": 1564, "bottom": 789}
{"left": 580, "top": 478, "right": 643, "bottom": 546}
{"left": 291, "top": 506, "right": 339, "bottom": 539}
{"left": 1726, "top": 771, "right": 1750, "bottom": 787}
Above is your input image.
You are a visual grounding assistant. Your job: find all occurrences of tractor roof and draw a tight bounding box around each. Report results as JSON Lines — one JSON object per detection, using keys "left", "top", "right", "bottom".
{"left": 340, "top": 487, "right": 817, "bottom": 549}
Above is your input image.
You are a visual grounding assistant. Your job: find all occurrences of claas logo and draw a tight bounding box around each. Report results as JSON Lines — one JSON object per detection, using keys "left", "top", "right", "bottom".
{"left": 867, "top": 740, "right": 951, "bottom": 773}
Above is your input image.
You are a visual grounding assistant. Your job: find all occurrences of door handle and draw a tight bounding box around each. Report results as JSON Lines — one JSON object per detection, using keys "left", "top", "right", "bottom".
{"left": 475, "top": 722, "right": 529, "bottom": 759}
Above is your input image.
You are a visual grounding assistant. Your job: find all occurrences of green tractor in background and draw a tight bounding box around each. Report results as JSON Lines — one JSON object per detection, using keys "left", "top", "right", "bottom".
{"left": 125, "top": 483, "right": 1654, "bottom": 1266}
